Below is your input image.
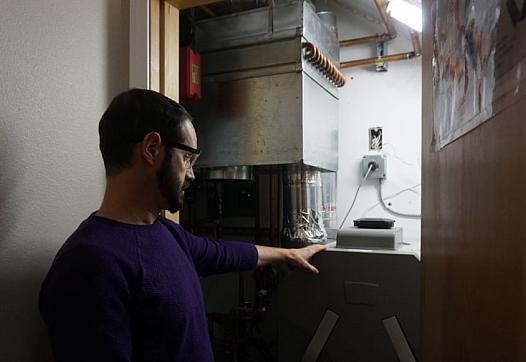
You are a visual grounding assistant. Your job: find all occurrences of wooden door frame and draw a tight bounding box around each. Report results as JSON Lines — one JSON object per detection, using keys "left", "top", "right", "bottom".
{"left": 130, "top": 0, "right": 220, "bottom": 221}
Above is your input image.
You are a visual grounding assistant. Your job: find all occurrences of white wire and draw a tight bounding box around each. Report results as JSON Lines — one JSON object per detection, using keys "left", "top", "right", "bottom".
{"left": 382, "top": 143, "right": 420, "bottom": 168}
{"left": 361, "top": 183, "right": 421, "bottom": 217}
{"left": 378, "top": 179, "right": 421, "bottom": 218}
{"left": 339, "top": 164, "right": 374, "bottom": 230}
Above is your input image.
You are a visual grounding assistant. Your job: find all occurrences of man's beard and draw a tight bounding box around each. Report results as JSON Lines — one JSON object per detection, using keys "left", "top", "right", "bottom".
{"left": 157, "top": 151, "right": 185, "bottom": 213}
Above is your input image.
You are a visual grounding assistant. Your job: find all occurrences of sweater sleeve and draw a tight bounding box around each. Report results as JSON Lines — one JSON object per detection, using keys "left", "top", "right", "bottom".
{"left": 174, "top": 224, "right": 258, "bottom": 276}
{"left": 39, "top": 245, "right": 133, "bottom": 362}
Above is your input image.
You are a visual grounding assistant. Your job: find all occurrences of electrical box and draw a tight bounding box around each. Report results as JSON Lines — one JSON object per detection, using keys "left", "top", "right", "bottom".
{"left": 180, "top": 48, "right": 201, "bottom": 103}
{"left": 362, "top": 155, "right": 386, "bottom": 179}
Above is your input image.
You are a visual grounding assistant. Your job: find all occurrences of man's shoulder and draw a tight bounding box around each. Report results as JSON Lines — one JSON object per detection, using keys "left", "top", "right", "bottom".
{"left": 157, "top": 215, "right": 187, "bottom": 237}
{"left": 156, "top": 215, "right": 207, "bottom": 250}
{"left": 56, "top": 216, "right": 137, "bottom": 265}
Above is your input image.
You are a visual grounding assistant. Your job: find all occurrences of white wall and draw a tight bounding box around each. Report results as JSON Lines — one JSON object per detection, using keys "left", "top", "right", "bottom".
{"left": 332, "top": 1, "right": 422, "bottom": 243}
{"left": 0, "top": 1, "right": 129, "bottom": 360}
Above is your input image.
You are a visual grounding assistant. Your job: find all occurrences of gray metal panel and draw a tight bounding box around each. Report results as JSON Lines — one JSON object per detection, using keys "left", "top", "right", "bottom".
{"left": 302, "top": 73, "right": 338, "bottom": 171}
{"left": 277, "top": 250, "right": 420, "bottom": 361}
{"left": 203, "top": 63, "right": 301, "bottom": 83}
{"left": 301, "top": 0, "right": 339, "bottom": 64}
{"left": 195, "top": 1, "right": 303, "bottom": 52}
{"left": 194, "top": 0, "right": 338, "bottom": 63}
{"left": 195, "top": 7, "right": 271, "bottom": 52}
{"left": 202, "top": 37, "right": 338, "bottom": 96}
{"left": 202, "top": 39, "right": 301, "bottom": 76}
{"left": 189, "top": 0, "right": 340, "bottom": 171}
{"left": 188, "top": 72, "right": 304, "bottom": 168}
{"left": 273, "top": 0, "right": 306, "bottom": 33}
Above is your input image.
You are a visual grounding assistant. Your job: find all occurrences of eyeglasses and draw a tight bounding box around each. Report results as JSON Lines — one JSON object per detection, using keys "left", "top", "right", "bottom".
{"left": 166, "top": 142, "right": 201, "bottom": 170}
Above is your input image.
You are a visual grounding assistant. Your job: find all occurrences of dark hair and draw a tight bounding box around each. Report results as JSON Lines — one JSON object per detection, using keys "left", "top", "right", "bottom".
{"left": 99, "top": 89, "right": 192, "bottom": 175}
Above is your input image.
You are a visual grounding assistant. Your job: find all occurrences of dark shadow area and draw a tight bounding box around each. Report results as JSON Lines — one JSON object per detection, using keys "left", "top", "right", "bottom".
{"left": 106, "top": 0, "right": 130, "bottom": 102}
{"left": 0, "top": 121, "right": 24, "bottom": 242}
{"left": 0, "top": 265, "right": 54, "bottom": 362}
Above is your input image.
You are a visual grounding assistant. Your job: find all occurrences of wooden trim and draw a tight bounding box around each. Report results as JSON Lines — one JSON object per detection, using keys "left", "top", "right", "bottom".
{"left": 150, "top": 0, "right": 161, "bottom": 92}
{"left": 160, "top": 1, "right": 179, "bottom": 101}
{"left": 130, "top": 0, "right": 150, "bottom": 88}
{"left": 161, "top": 0, "right": 180, "bottom": 223}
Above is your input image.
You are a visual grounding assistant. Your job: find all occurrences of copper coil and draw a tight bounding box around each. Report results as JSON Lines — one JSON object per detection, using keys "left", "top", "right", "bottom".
{"left": 302, "top": 42, "right": 346, "bottom": 87}
{"left": 333, "top": 70, "right": 341, "bottom": 85}
{"left": 309, "top": 46, "right": 315, "bottom": 59}
{"left": 314, "top": 48, "right": 322, "bottom": 65}
{"left": 338, "top": 74, "right": 344, "bottom": 86}
{"left": 329, "top": 63, "right": 336, "bottom": 78}
{"left": 302, "top": 43, "right": 314, "bottom": 61}
{"left": 321, "top": 56, "right": 329, "bottom": 73}
{"left": 339, "top": 72, "right": 346, "bottom": 86}
{"left": 326, "top": 59, "right": 333, "bottom": 76}
{"left": 328, "top": 64, "right": 335, "bottom": 79}
{"left": 305, "top": 44, "right": 315, "bottom": 59}
{"left": 312, "top": 47, "right": 320, "bottom": 66}
{"left": 333, "top": 64, "right": 339, "bottom": 79}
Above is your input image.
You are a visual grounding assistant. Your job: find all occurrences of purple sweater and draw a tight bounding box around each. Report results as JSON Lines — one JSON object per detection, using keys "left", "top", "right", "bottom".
{"left": 39, "top": 214, "right": 258, "bottom": 362}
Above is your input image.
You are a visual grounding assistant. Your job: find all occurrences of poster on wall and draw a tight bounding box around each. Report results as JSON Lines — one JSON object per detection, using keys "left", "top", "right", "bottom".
{"left": 433, "top": 0, "right": 526, "bottom": 150}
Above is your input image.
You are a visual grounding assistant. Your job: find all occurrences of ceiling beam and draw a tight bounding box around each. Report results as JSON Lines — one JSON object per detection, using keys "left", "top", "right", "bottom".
{"left": 166, "top": 0, "right": 221, "bottom": 10}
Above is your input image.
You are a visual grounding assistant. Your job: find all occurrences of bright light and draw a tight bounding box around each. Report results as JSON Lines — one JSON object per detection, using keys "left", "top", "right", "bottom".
{"left": 387, "top": 0, "right": 422, "bottom": 32}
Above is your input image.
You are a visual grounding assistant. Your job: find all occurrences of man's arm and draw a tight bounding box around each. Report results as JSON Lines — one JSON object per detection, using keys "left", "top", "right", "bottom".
{"left": 171, "top": 221, "right": 327, "bottom": 275}
{"left": 255, "top": 244, "right": 327, "bottom": 274}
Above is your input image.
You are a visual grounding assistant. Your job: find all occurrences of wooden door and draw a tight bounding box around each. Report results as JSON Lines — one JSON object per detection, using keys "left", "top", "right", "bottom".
{"left": 421, "top": 0, "right": 526, "bottom": 361}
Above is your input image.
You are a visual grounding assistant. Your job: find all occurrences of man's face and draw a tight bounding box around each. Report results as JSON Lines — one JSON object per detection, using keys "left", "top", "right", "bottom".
{"left": 156, "top": 120, "right": 197, "bottom": 213}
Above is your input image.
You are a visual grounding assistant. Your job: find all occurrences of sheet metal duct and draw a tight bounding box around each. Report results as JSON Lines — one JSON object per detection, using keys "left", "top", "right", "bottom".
{"left": 187, "top": 0, "right": 340, "bottom": 246}
{"left": 187, "top": 0, "right": 340, "bottom": 172}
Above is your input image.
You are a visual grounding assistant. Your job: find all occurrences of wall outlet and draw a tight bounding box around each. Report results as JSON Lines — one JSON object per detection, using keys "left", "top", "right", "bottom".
{"left": 362, "top": 155, "right": 387, "bottom": 179}
{"left": 369, "top": 127, "right": 383, "bottom": 150}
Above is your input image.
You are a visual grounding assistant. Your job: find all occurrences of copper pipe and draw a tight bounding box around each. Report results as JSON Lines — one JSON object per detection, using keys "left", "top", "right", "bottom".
{"left": 199, "top": 5, "right": 217, "bottom": 17}
{"left": 340, "top": 53, "right": 411, "bottom": 68}
{"left": 339, "top": 0, "right": 397, "bottom": 48}
{"left": 374, "top": 0, "right": 397, "bottom": 36}
{"left": 340, "top": 10, "right": 422, "bottom": 69}
{"left": 339, "top": 33, "right": 394, "bottom": 47}
{"left": 410, "top": 30, "right": 421, "bottom": 56}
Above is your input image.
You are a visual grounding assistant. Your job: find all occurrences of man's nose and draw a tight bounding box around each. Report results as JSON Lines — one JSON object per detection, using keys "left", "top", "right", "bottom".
{"left": 185, "top": 167, "right": 195, "bottom": 182}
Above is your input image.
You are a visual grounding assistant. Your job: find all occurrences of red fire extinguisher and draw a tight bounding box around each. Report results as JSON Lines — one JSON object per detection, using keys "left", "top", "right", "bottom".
{"left": 179, "top": 47, "right": 201, "bottom": 103}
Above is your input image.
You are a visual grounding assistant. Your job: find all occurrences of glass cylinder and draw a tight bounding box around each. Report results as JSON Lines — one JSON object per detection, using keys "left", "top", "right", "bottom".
{"left": 281, "top": 163, "right": 327, "bottom": 248}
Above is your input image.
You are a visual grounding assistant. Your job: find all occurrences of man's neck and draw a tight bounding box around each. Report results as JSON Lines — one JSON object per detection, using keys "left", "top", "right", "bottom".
{"left": 96, "top": 173, "right": 160, "bottom": 225}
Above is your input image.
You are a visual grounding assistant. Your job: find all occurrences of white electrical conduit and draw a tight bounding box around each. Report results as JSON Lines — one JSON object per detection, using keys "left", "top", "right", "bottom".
{"left": 339, "top": 164, "right": 374, "bottom": 229}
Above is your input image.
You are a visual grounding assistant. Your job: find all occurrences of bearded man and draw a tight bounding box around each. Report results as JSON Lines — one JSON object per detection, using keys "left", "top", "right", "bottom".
{"left": 39, "top": 89, "right": 325, "bottom": 362}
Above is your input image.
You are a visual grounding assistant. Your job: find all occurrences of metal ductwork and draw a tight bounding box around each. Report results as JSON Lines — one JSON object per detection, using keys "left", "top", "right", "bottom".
{"left": 187, "top": 0, "right": 340, "bottom": 246}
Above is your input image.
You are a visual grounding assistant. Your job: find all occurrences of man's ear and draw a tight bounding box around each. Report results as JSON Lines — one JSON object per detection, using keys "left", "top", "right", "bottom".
{"left": 141, "top": 132, "right": 163, "bottom": 166}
